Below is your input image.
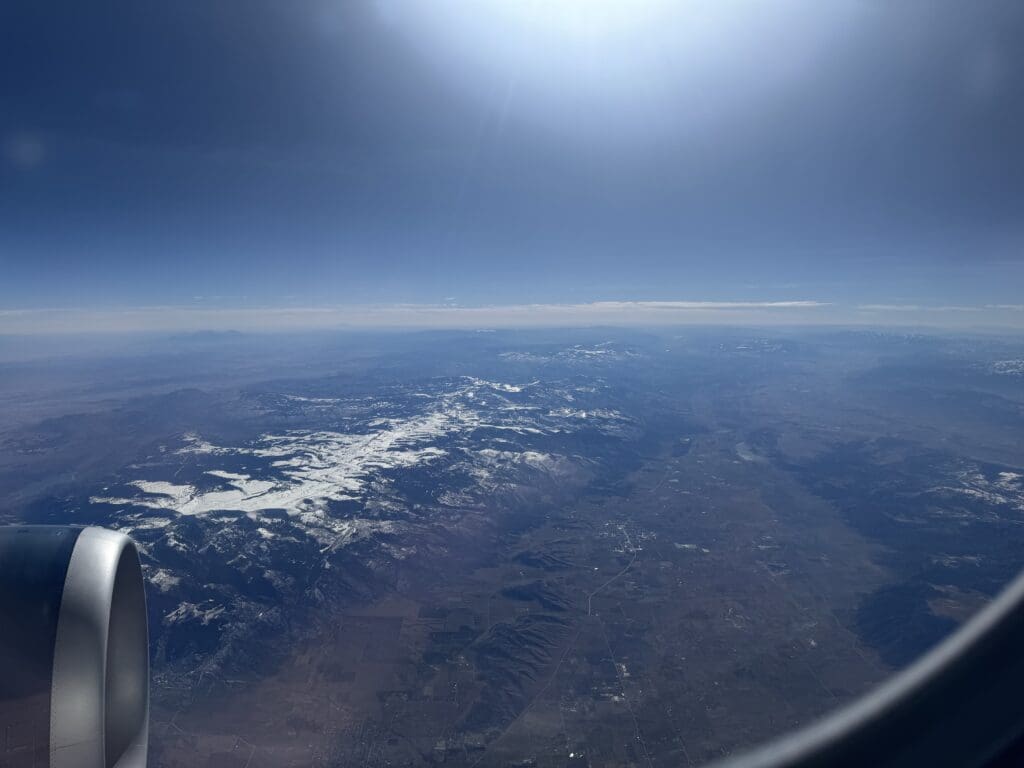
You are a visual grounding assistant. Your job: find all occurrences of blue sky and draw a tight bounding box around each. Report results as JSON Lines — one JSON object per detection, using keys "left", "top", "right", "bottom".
{"left": 2, "top": 1, "right": 1023, "bottom": 331}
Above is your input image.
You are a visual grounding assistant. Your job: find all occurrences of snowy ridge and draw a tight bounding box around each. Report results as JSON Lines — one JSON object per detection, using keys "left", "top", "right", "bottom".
{"left": 991, "top": 360, "right": 1024, "bottom": 376}
{"left": 93, "top": 403, "right": 472, "bottom": 541}
{"left": 928, "top": 467, "right": 1024, "bottom": 514}
{"left": 91, "top": 377, "right": 630, "bottom": 544}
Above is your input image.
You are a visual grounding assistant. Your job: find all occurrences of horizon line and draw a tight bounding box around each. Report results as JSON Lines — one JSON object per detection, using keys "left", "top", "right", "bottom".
{"left": 2, "top": 300, "right": 1023, "bottom": 334}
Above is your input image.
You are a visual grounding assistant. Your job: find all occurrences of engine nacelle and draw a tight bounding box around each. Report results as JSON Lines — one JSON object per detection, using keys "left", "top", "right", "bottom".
{"left": 0, "top": 526, "right": 148, "bottom": 768}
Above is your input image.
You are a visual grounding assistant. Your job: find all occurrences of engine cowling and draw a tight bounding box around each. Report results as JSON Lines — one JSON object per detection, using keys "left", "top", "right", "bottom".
{"left": 0, "top": 526, "right": 149, "bottom": 768}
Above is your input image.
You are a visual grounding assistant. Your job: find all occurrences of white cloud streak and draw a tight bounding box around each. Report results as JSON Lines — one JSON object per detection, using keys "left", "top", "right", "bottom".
{"left": 857, "top": 304, "right": 984, "bottom": 313}
{"left": 1, "top": 300, "right": 1022, "bottom": 334}
{"left": 0, "top": 300, "right": 831, "bottom": 334}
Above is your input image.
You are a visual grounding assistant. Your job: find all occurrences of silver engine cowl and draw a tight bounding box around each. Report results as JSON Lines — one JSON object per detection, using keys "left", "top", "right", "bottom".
{"left": 0, "top": 526, "right": 149, "bottom": 768}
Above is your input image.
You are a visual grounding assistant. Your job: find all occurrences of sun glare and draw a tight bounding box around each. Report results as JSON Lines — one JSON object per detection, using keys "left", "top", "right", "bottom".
{"left": 384, "top": 0, "right": 851, "bottom": 141}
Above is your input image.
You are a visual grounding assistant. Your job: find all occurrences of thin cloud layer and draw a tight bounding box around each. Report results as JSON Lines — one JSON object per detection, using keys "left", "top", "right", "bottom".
{"left": 2, "top": 300, "right": 1023, "bottom": 334}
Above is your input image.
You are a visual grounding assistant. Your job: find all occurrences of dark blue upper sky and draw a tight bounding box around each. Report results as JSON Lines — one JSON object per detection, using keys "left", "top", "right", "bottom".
{"left": 2, "top": 1, "right": 1023, "bottom": 330}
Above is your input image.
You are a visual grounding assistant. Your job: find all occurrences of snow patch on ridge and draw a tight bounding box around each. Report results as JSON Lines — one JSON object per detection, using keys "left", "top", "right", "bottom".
{"left": 92, "top": 406, "right": 470, "bottom": 540}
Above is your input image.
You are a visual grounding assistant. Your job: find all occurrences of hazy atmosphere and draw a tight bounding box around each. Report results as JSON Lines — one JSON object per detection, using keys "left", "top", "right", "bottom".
{"left": 3, "top": 0, "right": 1023, "bottom": 331}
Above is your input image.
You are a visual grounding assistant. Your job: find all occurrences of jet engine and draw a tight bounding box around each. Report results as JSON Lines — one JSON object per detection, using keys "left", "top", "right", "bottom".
{"left": 0, "top": 526, "right": 148, "bottom": 768}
